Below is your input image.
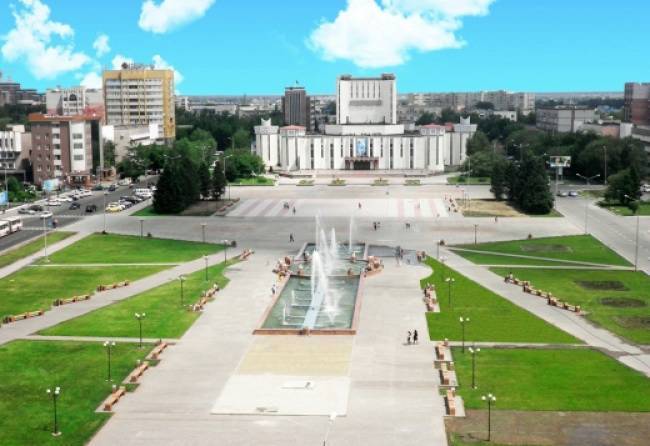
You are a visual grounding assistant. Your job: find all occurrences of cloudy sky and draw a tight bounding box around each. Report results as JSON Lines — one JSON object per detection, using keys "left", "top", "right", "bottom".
{"left": 0, "top": 0, "right": 648, "bottom": 94}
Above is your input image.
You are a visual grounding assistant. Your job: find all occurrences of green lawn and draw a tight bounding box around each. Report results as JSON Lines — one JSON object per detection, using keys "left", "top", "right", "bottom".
{"left": 491, "top": 267, "right": 650, "bottom": 344}
{"left": 447, "top": 176, "right": 490, "bottom": 185}
{"left": 453, "top": 235, "right": 630, "bottom": 267}
{"left": 230, "top": 176, "right": 274, "bottom": 186}
{"left": 131, "top": 206, "right": 159, "bottom": 217}
{"left": 452, "top": 347, "right": 650, "bottom": 411}
{"left": 421, "top": 258, "right": 577, "bottom": 344}
{"left": 0, "top": 266, "right": 165, "bottom": 317}
{"left": 0, "top": 340, "right": 148, "bottom": 446}
{"left": 41, "top": 233, "right": 222, "bottom": 264}
{"left": 40, "top": 260, "right": 235, "bottom": 339}
{"left": 599, "top": 202, "right": 650, "bottom": 216}
{"left": 0, "top": 231, "right": 74, "bottom": 269}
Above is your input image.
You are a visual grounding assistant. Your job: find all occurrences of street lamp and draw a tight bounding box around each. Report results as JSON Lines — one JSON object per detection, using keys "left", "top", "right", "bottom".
{"left": 139, "top": 218, "right": 144, "bottom": 238}
{"left": 468, "top": 346, "right": 480, "bottom": 389}
{"left": 201, "top": 223, "right": 207, "bottom": 243}
{"left": 46, "top": 386, "right": 61, "bottom": 436}
{"left": 43, "top": 216, "right": 49, "bottom": 263}
{"left": 439, "top": 256, "right": 447, "bottom": 282}
{"left": 221, "top": 239, "right": 229, "bottom": 264}
{"left": 473, "top": 224, "right": 479, "bottom": 245}
{"left": 624, "top": 194, "right": 640, "bottom": 272}
{"left": 322, "top": 412, "right": 337, "bottom": 446}
{"left": 436, "top": 240, "right": 441, "bottom": 260}
{"left": 179, "top": 275, "right": 186, "bottom": 306}
{"left": 204, "top": 255, "right": 209, "bottom": 281}
{"left": 134, "top": 313, "right": 146, "bottom": 348}
{"left": 103, "top": 191, "right": 108, "bottom": 233}
{"left": 459, "top": 316, "right": 470, "bottom": 352}
{"left": 603, "top": 145, "right": 608, "bottom": 185}
{"left": 445, "top": 277, "right": 455, "bottom": 308}
{"left": 576, "top": 173, "right": 600, "bottom": 234}
{"left": 481, "top": 393, "right": 497, "bottom": 442}
{"left": 103, "top": 341, "right": 116, "bottom": 381}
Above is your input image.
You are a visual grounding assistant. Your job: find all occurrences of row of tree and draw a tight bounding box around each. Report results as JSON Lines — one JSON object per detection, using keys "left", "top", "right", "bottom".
{"left": 490, "top": 155, "right": 554, "bottom": 214}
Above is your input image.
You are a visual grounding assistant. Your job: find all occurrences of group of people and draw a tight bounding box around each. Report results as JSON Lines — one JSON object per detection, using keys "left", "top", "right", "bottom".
{"left": 407, "top": 329, "right": 419, "bottom": 345}
{"left": 372, "top": 221, "right": 381, "bottom": 231}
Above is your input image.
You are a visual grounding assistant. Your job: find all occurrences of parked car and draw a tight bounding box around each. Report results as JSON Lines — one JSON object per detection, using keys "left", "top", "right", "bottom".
{"left": 557, "top": 191, "right": 568, "bottom": 197}
{"left": 108, "top": 184, "right": 117, "bottom": 192}
{"left": 78, "top": 189, "right": 92, "bottom": 197}
{"left": 46, "top": 199, "right": 62, "bottom": 206}
{"left": 18, "top": 206, "right": 36, "bottom": 215}
{"left": 92, "top": 184, "right": 104, "bottom": 191}
{"left": 69, "top": 202, "right": 81, "bottom": 210}
{"left": 568, "top": 191, "right": 578, "bottom": 197}
{"left": 129, "top": 195, "right": 144, "bottom": 203}
{"left": 642, "top": 184, "right": 650, "bottom": 193}
{"left": 105, "top": 203, "right": 122, "bottom": 213}
{"left": 134, "top": 188, "right": 153, "bottom": 199}
{"left": 58, "top": 195, "right": 73, "bottom": 202}
{"left": 118, "top": 178, "right": 132, "bottom": 186}
{"left": 85, "top": 204, "right": 98, "bottom": 213}
{"left": 119, "top": 200, "right": 132, "bottom": 209}
{"left": 39, "top": 211, "right": 53, "bottom": 219}
{"left": 29, "top": 204, "right": 44, "bottom": 212}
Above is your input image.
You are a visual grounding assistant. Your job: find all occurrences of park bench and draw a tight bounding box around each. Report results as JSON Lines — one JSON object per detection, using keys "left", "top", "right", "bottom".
{"left": 102, "top": 386, "right": 126, "bottom": 412}
{"left": 53, "top": 294, "right": 92, "bottom": 306}
{"left": 238, "top": 249, "right": 254, "bottom": 261}
{"left": 191, "top": 296, "right": 210, "bottom": 312}
{"left": 3, "top": 310, "right": 44, "bottom": 324}
{"left": 96, "top": 280, "right": 130, "bottom": 292}
{"left": 439, "top": 369, "right": 452, "bottom": 386}
{"left": 127, "top": 361, "right": 149, "bottom": 383}
{"left": 146, "top": 342, "right": 168, "bottom": 361}
{"left": 445, "top": 388, "right": 457, "bottom": 416}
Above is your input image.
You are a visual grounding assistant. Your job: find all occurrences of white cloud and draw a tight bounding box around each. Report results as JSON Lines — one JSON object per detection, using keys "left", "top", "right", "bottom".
{"left": 80, "top": 71, "right": 102, "bottom": 89}
{"left": 152, "top": 54, "right": 183, "bottom": 84}
{"left": 138, "top": 0, "right": 215, "bottom": 34}
{"left": 111, "top": 54, "right": 134, "bottom": 69}
{"left": 308, "top": 0, "right": 495, "bottom": 68}
{"left": 93, "top": 34, "right": 110, "bottom": 57}
{"left": 1, "top": 0, "right": 90, "bottom": 79}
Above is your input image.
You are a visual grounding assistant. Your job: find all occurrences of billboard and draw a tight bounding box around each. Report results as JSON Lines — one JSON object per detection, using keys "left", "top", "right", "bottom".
{"left": 42, "top": 179, "right": 60, "bottom": 192}
{"left": 355, "top": 139, "right": 368, "bottom": 157}
{"left": 548, "top": 156, "right": 571, "bottom": 168}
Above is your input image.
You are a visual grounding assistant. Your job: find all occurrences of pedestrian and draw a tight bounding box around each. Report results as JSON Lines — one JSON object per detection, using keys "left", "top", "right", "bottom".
{"left": 413, "top": 329, "right": 419, "bottom": 344}
{"left": 407, "top": 331, "right": 412, "bottom": 345}
{"left": 289, "top": 233, "right": 294, "bottom": 243}
{"left": 495, "top": 216, "right": 499, "bottom": 223}
{"left": 271, "top": 284, "right": 276, "bottom": 295}
{"left": 292, "top": 207, "right": 296, "bottom": 215}
{"left": 358, "top": 202, "right": 362, "bottom": 209}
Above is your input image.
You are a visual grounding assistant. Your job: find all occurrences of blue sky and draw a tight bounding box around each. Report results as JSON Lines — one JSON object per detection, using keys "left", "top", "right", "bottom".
{"left": 0, "top": 0, "right": 648, "bottom": 95}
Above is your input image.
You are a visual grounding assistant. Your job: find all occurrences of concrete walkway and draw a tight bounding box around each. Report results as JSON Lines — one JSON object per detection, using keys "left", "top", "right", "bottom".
{"left": 90, "top": 258, "right": 449, "bottom": 445}
{"left": 443, "top": 249, "right": 650, "bottom": 377}
{"left": 0, "top": 251, "right": 235, "bottom": 346}
{"left": 0, "top": 230, "right": 90, "bottom": 279}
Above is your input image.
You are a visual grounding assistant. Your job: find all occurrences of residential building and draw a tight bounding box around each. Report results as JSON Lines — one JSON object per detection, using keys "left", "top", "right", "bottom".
{"left": 254, "top": 74, "right": 475, "bottom": 172}
{"left": 103, "top": 63, "right": 176, "bottom": 141}
{"left": 0, "top": 79, "right": 43, "bottom": 106}
{"left": 282, "top": 86, "right": 311, "bottom": 129}
{"left": 46, "top": 86, "right": 104, "bottom": 119}
{"left": 578, "top": 121, "right": 633, "bottom": 139}
{"left": 624, "top": 82, "right": 650, "bottom": 125}
{"left": 28, "top": 114, "right": 94, "bottom": 186}
{"left": 0, "top": 124, "right": 30, "bottom": 172}
{"left": 102, "top": 123, "right": 162, "bottom": 161}
{"left": 631, "top": 126, "right": 650, "bottom": 153}
{"left": 536, "top": 106, "right": 597, "bottom": 133}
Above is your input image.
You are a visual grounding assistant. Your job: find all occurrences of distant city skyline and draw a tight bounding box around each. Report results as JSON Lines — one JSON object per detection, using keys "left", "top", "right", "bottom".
{"left": 1, "top": 0, "right": 649, "bottom": 95}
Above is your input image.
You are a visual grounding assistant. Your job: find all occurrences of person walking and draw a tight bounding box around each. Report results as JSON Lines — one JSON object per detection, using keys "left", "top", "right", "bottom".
{"left": 271, "top": 284, "right": 276, "bottom": 295}
{"left": 407, "top": 331, "right": 412, "bottom": 345}
{"left": 292, "top": 207, "right": 296, "bottom": 215}
{"left": 358, "top": 202, "right": 362, "bottom": 209}
{"left": 289, "top": 233, "right": 294, "bottom": 243}
{"left": 413, "top": 329, "right": 419, "bottom": 344}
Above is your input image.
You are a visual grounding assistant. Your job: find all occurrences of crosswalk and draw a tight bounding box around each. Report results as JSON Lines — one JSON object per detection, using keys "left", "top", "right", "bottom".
{"left": 227, "top": 198, "right": 456, "bottom": 219}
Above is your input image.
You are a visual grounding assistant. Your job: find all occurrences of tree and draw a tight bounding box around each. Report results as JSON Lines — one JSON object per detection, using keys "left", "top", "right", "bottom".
{"left": 416, "top": 112, "right": 435, "bottom": 126}
{"left": 504, "top": 161, "right": 519, "bottom": 202}
{"left": 212, "top": 161, "right": 226, "bottom": 199}
{"left": 177, "top": 156, "right": 199, "bottom": 208}
{"left": 490, "top": 158, "right": 507, "bottom": 201}
{"left": 153, "top": 164, "right": 184, "bottom": 214}
{"left": 605, "top": 167, "right": 641, "bottom": 205}
{"left": 466, "top": 131, "right": 491, "bottom": 155}
{"left": 198, "top": 162, "right": 212, "bottom": 199}
{"left": 103, "top": 141, "right": 116, "bottom": 168}
{"left": 517, "top": 155, "right": 554, "bottom": 214}
{"left": 232, "top": 128, "right": 251, "bottom": 149}
{"left": 475, "top": 101, "right": 494, "bottom": 110}
{"left": 463, "top": 151, "right": 496, "bottom": 177}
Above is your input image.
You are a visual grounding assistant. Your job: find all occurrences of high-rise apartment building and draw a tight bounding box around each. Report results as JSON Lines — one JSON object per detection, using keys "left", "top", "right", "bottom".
{"left": 536, "top": 106, "right": 597, "bottom": 133}
{"left": 46, "top": 86, "right": 104, "bottom": 119}
{"left": 282, "top": 86, "right": 311, "bottom": 130}
{"left": 103, "top": 63, "right": 176, "bottom": 141}
{"left": 624, "top": 82, "right": 650, "bottom": 125}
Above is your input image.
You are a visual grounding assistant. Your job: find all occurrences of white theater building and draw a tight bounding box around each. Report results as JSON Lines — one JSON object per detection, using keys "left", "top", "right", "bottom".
{"left": 255, "top": 74, "right": 476, "bottom": 172}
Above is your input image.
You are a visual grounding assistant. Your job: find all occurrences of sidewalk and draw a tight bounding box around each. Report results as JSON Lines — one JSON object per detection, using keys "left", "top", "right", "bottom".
{"left": 0, "top": 251, "right": 234, "bottom": 346}
{"left": 0, "top": 230, "right": 90, "bottom": 280}
{"left": 443, "top": 249, "right": 650, "bottom": 377}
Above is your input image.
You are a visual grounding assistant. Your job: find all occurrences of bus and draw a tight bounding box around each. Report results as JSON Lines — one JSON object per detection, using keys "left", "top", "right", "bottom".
{"left": 2, "top": 216, "right": 23, "bottom": 233}
{"left": 0, "top": 220, "right": 9, "bottom": 238}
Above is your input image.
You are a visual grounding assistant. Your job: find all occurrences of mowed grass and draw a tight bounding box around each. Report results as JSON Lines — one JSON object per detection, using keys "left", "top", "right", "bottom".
{"left": 491, "top": 267, "right": 650, "bottom": 344}
{"left": 0, "top": 231, "right": 74, "bottom": 269}
{"left": 0, "top": 266, "right": 165, "bottom": 317}
{"left": 40, "top": 233, "right": 222, "bottom": 264}
{"left": 600, "top": 202, "right": 650, "bottom": 216}
{"left": 454, "top": 235, "right": 630, "bottom": 267}
{"left": 0, "top": 340, "right": 148, "bottom": 446}
{"left": 453, "top": 347, "right": 650, "bottom": 411}
{"left": 40, "top": 260, "right": 235, "bottom": 339}
{"left": 421, "top": 258, "right": 577, "bottom": 344}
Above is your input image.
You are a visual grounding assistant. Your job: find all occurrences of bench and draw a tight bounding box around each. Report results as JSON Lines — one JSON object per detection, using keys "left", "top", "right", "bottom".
{"left": 102, "top": 386, "right": 126, "bottom": 411}
{"left": 3, "top": 310, "right": 45, "bottom": 324}
{"left": 96, "top": 281, "right": 130, "bottom": 292}
{"left": 146, "top": 342, "right": 168, "bottom": 361}
{"left": 445, "top": 388, "right": 457, "bottom": 416}
{"left": 127, "top": 361, "right": 149, "bottom": 383}
{"left": 238, "top": 249, "right": 254, "bottom": 261}
{"left": 53, "top": 294, "right": 92, "bottom": 306}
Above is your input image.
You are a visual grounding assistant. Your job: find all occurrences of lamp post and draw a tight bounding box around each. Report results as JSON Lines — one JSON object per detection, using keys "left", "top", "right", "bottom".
{"left": 201, "top": 223, "right": 207, "bottom": 243}
{"left": 473, "top": 224, "right": 478, "bottom": 245}
{"left": 43, "top": 216, "right": 49, "bottom": 262}
{"left": 469, "top": 346, "right": 480, "bottom": 389}
{"left": 103, "top": 191, "right": 108, "bottom": 233}
{"left": 139, "top": 218, "right": 144, "bottom": 237}
{"left": 481, "top": 393, "right": 497, "bottom": 442}
{"left": 204, "top": 255, "right": 209, "bottom": 281}
{"left": 439, "top": 256, "right": 447, "bottom": 282}
{"left": 134, "top": 313, "right": 146, "bottom": 348}
{"left": 445, "top": 277, "right": 455, "bottom": 308}
{"left": 179, "top": 275, "right": 186, "bottom": 307}
{"left": 322, "top": 412, "right": 337, "bottom": 446}
{"left": 221, "top": 239, "right": 229, "bottom": 264}
{"left": 624, "top": 194, "right": 640, "bottom": 272}
{"left": 459, "top": 316, "right": 470, "bottom": 352}
{"left": 103, "top": 341, "right": 116, "bottom": 381}
{"left": 46, "top": 386, "right": 61, "bottom": 436}
{"left": 436, "top": 240, "right": 440, "bottom": 260}
{"left": 603, "top": 145, "right": 608, "bottom": 185}
{"left": 576, "top": 173, "right": 600, "bottom": 234}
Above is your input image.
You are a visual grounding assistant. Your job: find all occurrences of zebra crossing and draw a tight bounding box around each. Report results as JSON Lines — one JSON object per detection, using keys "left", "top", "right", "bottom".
{"left": 226, "top": 198, "right": 456, "bottom": 219}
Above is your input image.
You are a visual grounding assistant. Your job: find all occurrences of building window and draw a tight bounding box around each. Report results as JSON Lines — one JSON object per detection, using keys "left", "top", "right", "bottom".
{"left": 72, "top": 133, "right": 83, "bottom": 140}
{"left": 73, "top": 155, "right": 84, "bottom": 161}
{"left": 73, "top": 143, "right": 83, "bottom": 149}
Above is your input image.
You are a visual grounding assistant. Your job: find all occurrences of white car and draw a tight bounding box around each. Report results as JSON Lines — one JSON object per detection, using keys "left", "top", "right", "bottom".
{"left": 642, "top": 184, "right": 650, "bottom": 193}
{"left": 39, "top": 211, "right": 53, "bottom": 219}
{"left": 78, "top": 189, "right": 92, "bottom": 197}
{"left": 46, "top": 199, "right": 62, "bottom": 206}
{"left": 58, "top": 196, "right": 73, "bottom": 202}
{"left": 134, "top": 188, "right": 153, "bottom": 199}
